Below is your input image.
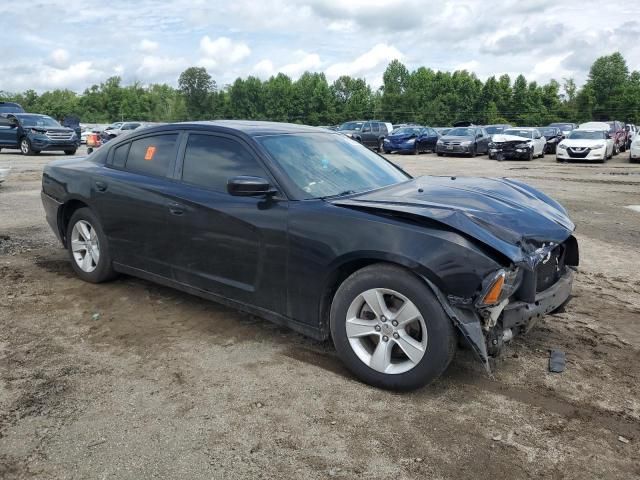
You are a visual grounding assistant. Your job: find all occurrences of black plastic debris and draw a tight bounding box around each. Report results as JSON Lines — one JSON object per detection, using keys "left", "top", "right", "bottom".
{"left": 549, "top": 350, "right": 566, "bottom": 373}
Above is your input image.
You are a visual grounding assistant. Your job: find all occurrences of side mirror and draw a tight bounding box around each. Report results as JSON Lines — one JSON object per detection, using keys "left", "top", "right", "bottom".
{"left": 477, "top": 133, "right": 483, "bottom": 138}
{"left": 227, "top": 176, "right": 275, "bottom": 197}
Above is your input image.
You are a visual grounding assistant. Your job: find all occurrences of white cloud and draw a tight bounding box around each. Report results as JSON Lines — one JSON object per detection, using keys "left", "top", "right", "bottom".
{"left": 326, "top": 44, "right": 404, "bottom": 85}
{"left": 198, "top": 36, "right": 251, "bottom": 70}
{"left": 281, "top": 53, "right": 322, "bottom": 78}
{"left": 48, "top": 48, "right": 70, "bottom": 69}
{"left": 139, "top": 39, "right": 159, "bottom": 53}
{"left": 136, "top": 55, "right": 187, "bottom": 81}
{"left": 253, "top": 59, "right": 275, "bottom": 78}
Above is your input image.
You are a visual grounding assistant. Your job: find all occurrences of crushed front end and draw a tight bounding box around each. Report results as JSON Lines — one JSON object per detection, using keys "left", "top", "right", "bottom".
{"left": 444, "top": 236, "right": 578, "bottom": 370}
{"left": 488, "top": 140, "right": 532, "bottom": 160}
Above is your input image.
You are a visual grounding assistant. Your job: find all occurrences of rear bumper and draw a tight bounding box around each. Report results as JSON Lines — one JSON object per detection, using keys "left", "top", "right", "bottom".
{"left": 41, "top": 191, "right": 64, "bottom": 244}
{"left": 502, "top": 268, "right": 574, "bottom": 331}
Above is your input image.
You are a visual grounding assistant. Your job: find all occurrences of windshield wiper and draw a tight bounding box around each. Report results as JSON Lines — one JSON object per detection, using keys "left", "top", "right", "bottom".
{"left": 319, "top": 190, "right": 357, "bottom": 200}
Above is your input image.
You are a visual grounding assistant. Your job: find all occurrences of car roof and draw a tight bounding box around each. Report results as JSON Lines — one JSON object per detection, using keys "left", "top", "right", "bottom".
{"left": 12, "top": 113, "right": 49, "bottom": 118}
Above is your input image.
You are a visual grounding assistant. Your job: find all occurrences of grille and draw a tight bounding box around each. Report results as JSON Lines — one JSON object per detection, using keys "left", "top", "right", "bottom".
{"left": 567, "top": 147, "right": 590, "bottom": 158}
{"left": 46, "top": 130, "right": 74, "bottom": 141}
{"left": 443, "top": 141, "right": 462, "bottom": 146}
{"left": 535, "top": 246, "right": 564, "bottom": 292}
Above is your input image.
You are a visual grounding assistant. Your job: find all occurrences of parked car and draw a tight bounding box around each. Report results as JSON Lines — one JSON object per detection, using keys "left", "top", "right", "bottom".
{"left": 537, "top": 126, "right": 564, "bottom": 153}
{"left": 435, "top": 126, "right": 490, "bottom": 157}
{"left": 484, "top": 124, "right": 512, "bottom": 139}
{"left": 104, "top": 122, "right": 143, "bottom": 138}
{"left": 0, "top": 101, "right": 25, "bottom": 115}
{"left": 625, "top": 124, "right": 637, "bottom": 149}
{"left": 62, "top": 115, "right": 82, "bottom": 140}
{"left": 547, "top": 123, "right": 577, "bottom": 137}
{"left": 383, "top": 126, "right": 439, "bottom": 154}
{"left": 0, "top": 113, "right": 79, "bottom": 155}
{"left": 337, "top": 120, "right": 390, "bottom": 151}
{"left": 579, "top": 121, "right": 625, "bottom": 155}
{"left": 628, "top": 135, "right": 640, "bottom": 163}
{"left": 556, "top": 129, "right": 613, "bottom": 163}
{"left": 488, "top": 128, "right": 546, "bottom": 160}
{"left": 40, "top": 120, "right": 578, "bottom": 390}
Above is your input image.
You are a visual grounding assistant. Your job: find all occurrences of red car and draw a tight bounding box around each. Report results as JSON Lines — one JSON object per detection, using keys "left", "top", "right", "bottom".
{"left": 607, "top": 121, "right": 627, "bottom": 154}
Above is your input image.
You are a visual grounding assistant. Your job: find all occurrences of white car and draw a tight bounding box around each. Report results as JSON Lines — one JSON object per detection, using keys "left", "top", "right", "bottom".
{"left": 104, "top": 122, "right": 142, "bottom": 138}
{"left": 556, "top": 129, "right": 613, "bottom": 163}
{"left": 626, "top": 124, "right": 637, "bottom": 148}
{"left": 490, "top": 127, "right": 546, "bottom": 160}
{"left": 630, "top": 136, "right": 640, "bottom": 163}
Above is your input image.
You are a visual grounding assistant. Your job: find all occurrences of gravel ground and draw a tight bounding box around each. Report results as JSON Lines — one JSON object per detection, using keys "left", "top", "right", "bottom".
{"left": 1, "top": 146, "right": 639, "bottom": 479}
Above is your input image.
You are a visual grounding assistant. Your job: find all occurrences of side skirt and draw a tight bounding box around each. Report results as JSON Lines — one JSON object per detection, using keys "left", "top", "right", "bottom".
{"left": 113, "top": 262, "right": 325, "bottom": 341}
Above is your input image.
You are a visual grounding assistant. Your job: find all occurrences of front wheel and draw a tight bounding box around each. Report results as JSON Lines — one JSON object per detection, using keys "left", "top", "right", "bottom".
{"left": 64, "top": 149, "right": 77, "bottom": 155}
{"left": 527, "top": 148, "right": 534, "bottom": 161}
{"left": 66, "top": 207, "right": 117, "bottom": 283}
{"left": 20, "top": 137, "right": 36, "bottom": 156}
{"left": 330, "top": 264, "right": 456, "bottom": 390}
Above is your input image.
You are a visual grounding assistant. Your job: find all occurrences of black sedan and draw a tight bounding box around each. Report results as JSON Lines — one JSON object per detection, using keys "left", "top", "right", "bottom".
{"left": 41, "top": 121, "right": 578, "bottom": 390}
{"left": 538, "top": 126, "right": 564, "bottom": 153}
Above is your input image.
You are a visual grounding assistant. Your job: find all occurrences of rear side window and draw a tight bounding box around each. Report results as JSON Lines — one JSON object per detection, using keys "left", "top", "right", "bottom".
{"left": 125, "top": 134, "right": 178, "bottom": 177}
{"left": 112, "top": 143, "right": 130, "bottom": 168}
{"left": 372, "top": 123, "right": 380, "bottom": 133}
{"left": 181, "top": 134, "right": 268, "bottom": 193}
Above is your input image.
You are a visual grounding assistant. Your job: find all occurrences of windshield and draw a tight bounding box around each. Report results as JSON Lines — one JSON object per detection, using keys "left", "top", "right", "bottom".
{"left": 539, "top": 128, "right": 556, "bottom": 136}
{"left": 485, "top": 126, "right": 507, "bottom": 134}
{"left": 392, "top": 127, "right": 422, "bottom": 135}
{"left": 16, "top": 115, "right": 61, "bottom": 128}
{"left": 257, "top": 133, "right": 410, "bottom": 200}
{"left": 568, "top": 130, "right": 605, "bottom": 140}
{"left": 338, "top": 121, "right": 364, "bottom": 131}
{"left": 503, "top": 129, "right": 533, "bottom": 139}
{"left": 446, "top": 127, "right": 475, "bottom": 136}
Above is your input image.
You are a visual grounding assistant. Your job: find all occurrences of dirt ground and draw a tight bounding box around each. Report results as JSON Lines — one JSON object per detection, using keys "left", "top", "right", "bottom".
{"left": 1, "top": 146, "right": 639, "bottom": 479}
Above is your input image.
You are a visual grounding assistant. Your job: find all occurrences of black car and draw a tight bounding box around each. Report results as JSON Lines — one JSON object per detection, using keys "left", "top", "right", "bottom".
{"left": 538, "top": 126, "right": 564, "bottom": 153}
{"left": 0, "top": 113, "right": 79, "bottom": 155}
{"left": 41, "top": 121, "right": 578, "bottom": 390}
{"left": 484, "top": 124, "right": 512, "bottom": 138}
{"left": 337, "top": 120, "right": 390, "bottom": 151}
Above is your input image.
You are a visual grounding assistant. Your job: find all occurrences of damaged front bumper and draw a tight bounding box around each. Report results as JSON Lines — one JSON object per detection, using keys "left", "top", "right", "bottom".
{"left": 432, "top": 237, "right": 578, "bottom": 372}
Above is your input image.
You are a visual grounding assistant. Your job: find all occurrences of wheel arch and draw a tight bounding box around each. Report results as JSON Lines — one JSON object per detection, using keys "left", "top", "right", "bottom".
{"left": 318, "top": 252, "right": 446, "bottom": 339}
{"left": 58, "top": 197, "right": 93, "bottom": 247}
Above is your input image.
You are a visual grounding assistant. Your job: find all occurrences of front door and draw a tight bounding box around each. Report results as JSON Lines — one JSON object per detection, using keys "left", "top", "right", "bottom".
{"left": 164, "top": 132, "right": 288, "bottom": 313}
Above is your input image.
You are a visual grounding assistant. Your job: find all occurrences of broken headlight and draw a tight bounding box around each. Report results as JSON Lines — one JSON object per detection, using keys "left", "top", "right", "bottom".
{"left": 477, "top": 268, "right": 522, "bottom": 306}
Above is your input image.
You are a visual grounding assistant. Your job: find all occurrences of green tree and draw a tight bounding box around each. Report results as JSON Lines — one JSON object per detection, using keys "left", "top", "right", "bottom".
{"left": 178, "top": 67, "right": 215, "bottom": 120}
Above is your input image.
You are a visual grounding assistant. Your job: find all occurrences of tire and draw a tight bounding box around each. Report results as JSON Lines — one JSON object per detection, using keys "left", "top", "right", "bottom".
{"left": 20, "top": 137, "right": 36, "bottom": 156}
{"left": 384, "top": 149, "right": 392, "bottom": 154}
{"left": 540, "top": 147, "right": 545, "bottom": 159}
{"left": 488, "top": 152, "right": 493, "bottom": 160}
{"left": 377, "top": 139, "right": 384, "bottom": 152}
{"left": 66, "top": 207, "right": 117, "bottom": 283}
{"left": 64, "top": 149, "right": 77, "bottom": 155}
{"left": 527, "top": 148, "right": 534, "bottom": 161}
{"left": 330, "top": 263, "right": 456, "bottom": 390}
{"left": 437, "top": 152, "right": 443, "bottom": 157}
{"left": 413, "top": 143, "right": 419, "bottom": 155}
{"left": 467, "top": 145, "right": 476, "bottom": 157}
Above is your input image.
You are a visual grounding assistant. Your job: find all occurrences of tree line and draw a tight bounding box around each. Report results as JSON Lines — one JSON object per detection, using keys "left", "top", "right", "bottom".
{"left": 1, "top": 52, "right": 639, "bottom": 127}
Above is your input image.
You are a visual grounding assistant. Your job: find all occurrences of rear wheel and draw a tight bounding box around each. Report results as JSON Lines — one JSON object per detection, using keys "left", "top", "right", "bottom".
{"left": 437, "top": 152, "right": 444, "bottom": 157}
{"left": 527, "top": 148, "right": 534, "bottom": 161}
{"left": 377, "top": 139, "right": 384, "bottom": 152}
{"left": 66, "top": 207, "right": 117, "bottom": 283}
{"left": 64, "top": 149, "right": 77, "bottom": 155}
{"left": 330, "top": 264, "right": 456, "bottom": 390}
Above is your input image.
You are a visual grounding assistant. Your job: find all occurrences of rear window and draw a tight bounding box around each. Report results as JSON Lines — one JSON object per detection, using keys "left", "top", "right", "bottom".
{"left": 125, "top": 134, "right": 178, "bottom": 177}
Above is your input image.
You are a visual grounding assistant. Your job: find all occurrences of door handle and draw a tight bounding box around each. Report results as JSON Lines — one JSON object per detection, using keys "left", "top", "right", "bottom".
{"left": 95, "top": 181, "right": 107, "bottom": 192}
{"left": 168, "top": 202, "right": 185, "bottom": 216}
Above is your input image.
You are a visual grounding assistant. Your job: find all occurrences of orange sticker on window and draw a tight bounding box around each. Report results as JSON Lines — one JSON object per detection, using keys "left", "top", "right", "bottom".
{"left": 144, "top": 146, "right": 156, "bottom": 161}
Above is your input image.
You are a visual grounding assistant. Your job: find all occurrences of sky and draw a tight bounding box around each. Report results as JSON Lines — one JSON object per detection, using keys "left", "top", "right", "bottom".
{"left": 1, "top": 0, "right": 639, "bottom": 93}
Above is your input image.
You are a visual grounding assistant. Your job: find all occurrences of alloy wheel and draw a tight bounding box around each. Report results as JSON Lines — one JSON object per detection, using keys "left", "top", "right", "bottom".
{"left": 70, "top": 220, "right": 100, "bottom": 272}
{"left": 345, "top": 288, "right": 428, "bottom": 374}
{"left": 20, "top": 139, "right": 29, "bottom": 154}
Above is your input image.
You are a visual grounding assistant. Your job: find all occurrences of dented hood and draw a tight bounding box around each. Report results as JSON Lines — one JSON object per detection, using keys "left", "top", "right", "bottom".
{"left": 331, "top": 176, "right": 575, "bottom": 265}
{"left": 491, "top": 134, "right": 532, "bottom": 143}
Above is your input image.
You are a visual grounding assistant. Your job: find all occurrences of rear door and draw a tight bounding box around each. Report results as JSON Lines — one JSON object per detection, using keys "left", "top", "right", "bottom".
{"left": 0, "top": 116, "right": 19, "bottom": 147}
{"left": 162, "top": 132, "right": 288, "bottom": 312}
{"left": 93, "top": 132, "right": 181, "bottom": 277}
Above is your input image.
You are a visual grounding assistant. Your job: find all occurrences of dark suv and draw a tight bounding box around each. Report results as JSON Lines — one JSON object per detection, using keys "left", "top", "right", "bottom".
{"left": 0, "top": 101, "right": 25, "bottom": 115}
{"left": 337, "top": 120, "right": 390, "bottom": 151}
{"left": 0, "top": 113, "right": 79, "bottom": 155}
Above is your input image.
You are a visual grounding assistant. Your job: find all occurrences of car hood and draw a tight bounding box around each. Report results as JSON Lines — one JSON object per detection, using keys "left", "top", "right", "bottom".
{"left": 440, "top": 135, "right": 473, "bottom": 142}
{"left": 492, "top": 134, "right": 531, "bottom": 143}
{"left": 560, "top": 139, "right": 607, "bottom": 147}
{"left": 388, "top": 133, "right": 416, "bottom": 141}
{"left": 331, "top": 176, "right": 575, "bottom": 267}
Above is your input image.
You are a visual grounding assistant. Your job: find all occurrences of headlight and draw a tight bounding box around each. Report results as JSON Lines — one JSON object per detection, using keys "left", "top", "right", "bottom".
{"left": 592, "top": 143, "right": 605, "bottom": 149}
{"left": 407, "top": 138, "right": 416, "bottom": 144}
{"left": 516, "top": 143, "right": 530, "bottom": 149}
{"left": 488, "top": 142, "right": 495, "bottom": 148}
{"left": 437, "top": 139, "right": 444, "bottom": 144}
{"left": 461, "top": 141, "right": 472, "bottom": 146}
{"left": 383, "top": 138, "right": 390, "bottom": 143}
{"left": 557, "top": 144, "right": 567, "bottom": 150}
{"left": 478, "top": 268, "right": 522, "bottom": 306}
